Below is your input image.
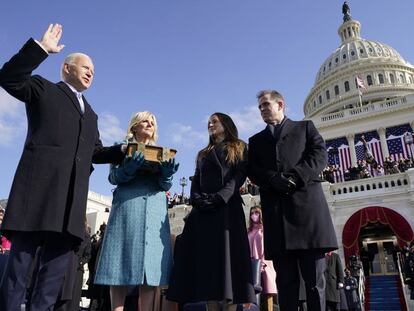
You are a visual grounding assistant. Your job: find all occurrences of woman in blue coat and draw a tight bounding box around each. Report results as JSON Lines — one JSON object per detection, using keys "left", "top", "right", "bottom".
{"left": 95, "top": 111, "right": 179, "bottom": 311}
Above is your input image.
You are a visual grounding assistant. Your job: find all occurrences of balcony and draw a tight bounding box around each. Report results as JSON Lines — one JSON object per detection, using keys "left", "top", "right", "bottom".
{"left": 327, "top": 169, "right": 414, "bottom": 201}
{"left": 315, "top": 95, "right": 413, "bottom": 127}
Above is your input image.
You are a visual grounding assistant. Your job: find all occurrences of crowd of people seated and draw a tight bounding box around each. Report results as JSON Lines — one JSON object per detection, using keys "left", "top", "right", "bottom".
{"left": 323, "top": 156, "right": 413, "bottom": 183}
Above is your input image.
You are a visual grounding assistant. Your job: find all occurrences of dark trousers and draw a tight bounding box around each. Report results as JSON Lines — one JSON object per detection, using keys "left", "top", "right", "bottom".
{"left": 0, "top": 232, "right": 75, "bottom": 311}
{"left": 273, "top": 250, "right": 326, "bottom": 311}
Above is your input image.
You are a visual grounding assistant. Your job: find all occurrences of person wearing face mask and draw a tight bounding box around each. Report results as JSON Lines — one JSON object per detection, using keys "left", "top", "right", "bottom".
{"left": 247, "top": 206, "right": 277, "bottom": 311}
{"left": 167, "top": 113, "right": 255, "bottom": 311}
{"left": 94, "top": 111, "right": 179, "bottom": 311}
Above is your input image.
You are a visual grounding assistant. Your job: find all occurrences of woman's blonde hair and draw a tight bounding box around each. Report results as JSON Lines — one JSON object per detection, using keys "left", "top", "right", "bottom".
{"left": 126, "top": 111, "right": 158, "bottom": 145}
{"left": 197, "top": 112, "right": 246, "bottom": 166}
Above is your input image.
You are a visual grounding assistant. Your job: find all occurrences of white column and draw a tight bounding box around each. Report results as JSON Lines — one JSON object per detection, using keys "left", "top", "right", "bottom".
{"left": 346, "top": 133, "right": 357, "bottom": 167}
{"left": 378, "top": 127, "right": 389, "bottom": 158}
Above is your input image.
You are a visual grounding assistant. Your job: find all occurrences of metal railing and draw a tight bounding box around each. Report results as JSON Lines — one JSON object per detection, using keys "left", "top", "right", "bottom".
{"left": 397, "top": 252, "right": 410, "bottom": 310}
{"left": 358, "top": 269, "right": 366, "bottom": 310}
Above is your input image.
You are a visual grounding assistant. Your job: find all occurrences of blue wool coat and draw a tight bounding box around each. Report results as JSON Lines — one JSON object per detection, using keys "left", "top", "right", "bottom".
{"left": 95, "top": 157, "right": 173, "bottom": 286}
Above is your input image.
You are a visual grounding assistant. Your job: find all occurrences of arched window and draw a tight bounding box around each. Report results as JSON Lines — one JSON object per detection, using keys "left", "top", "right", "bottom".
{"left": 378, "top": 74, "right": 384, "bottom": 84}
{"left": 389, "top": 73, "right": 395, "bottom": 84}
{"left": 400, "top": 74, "right": 405, "bottom": 83}
{"left": 367, "top": 75, "right": 373, "bottom": 86}
{"left": 344, "top": 81, "right": 350, "bottom": 92}
{"left": 409, "top": 76, "right": 413, "bottom": 84}
{"left": 326, "top": 90, "right": 330, "bottom": 100}
{"left": 313, "top": 101, "right": 316, "bottom": 108}
{"left": 334, "top": 85, "right": 339, "bottom": 96}
{"left": 318, "top": 95, "right": 322, "bottom": 105}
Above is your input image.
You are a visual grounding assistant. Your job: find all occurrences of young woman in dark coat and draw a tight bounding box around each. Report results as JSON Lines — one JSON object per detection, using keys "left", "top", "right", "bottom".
{"left": 167, "top": 113, "right": 255, "bottom": 311}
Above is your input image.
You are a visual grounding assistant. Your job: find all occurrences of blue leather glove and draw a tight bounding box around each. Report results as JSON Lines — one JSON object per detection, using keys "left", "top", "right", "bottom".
{"left": 160, "top": 158, "right": 179, "bottom": 178}
{"left": 123, "top": 151, "right": 145, "bottom": 176}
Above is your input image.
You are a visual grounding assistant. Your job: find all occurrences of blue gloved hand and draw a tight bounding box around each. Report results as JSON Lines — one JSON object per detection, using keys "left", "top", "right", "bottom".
{"left": 160, "top": 158, "right": 179, "bottom": 178}
{"left": 123, "top": 151, "right": 145, "bottom": 176}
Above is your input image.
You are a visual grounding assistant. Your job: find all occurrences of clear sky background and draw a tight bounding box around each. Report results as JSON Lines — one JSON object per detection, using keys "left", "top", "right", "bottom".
{"left": 1, "top": 0, "right": 414, "bottom": 199}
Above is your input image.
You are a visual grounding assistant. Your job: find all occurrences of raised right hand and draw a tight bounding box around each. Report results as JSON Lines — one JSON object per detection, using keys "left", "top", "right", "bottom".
{"left": 39, "top": 24, "right": 65, "bottom": 53}
{"left": 123, "top": 151, "right": 144, "bottom": 176}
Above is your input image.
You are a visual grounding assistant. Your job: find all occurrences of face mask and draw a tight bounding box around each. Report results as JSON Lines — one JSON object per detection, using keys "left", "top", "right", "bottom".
{"left": 250, "top": 213, "right": 260, "bottom": 223}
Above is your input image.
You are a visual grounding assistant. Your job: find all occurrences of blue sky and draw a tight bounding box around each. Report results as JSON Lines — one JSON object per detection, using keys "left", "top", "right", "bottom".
{"left": 1, "top": 1, "right": 414, "bottom": 199}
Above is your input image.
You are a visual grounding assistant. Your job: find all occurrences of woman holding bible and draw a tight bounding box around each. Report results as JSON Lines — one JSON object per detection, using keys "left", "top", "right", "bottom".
{"left": 95, "top": 111, "right": 179, "bottom": 311}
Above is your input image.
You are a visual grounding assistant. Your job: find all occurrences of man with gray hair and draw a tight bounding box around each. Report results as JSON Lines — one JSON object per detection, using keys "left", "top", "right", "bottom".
{"left": 248, "top": 90, "right": 338, "bottom": 311}
{"left": 0, "top": 24, "right": 124, "bottom": 310}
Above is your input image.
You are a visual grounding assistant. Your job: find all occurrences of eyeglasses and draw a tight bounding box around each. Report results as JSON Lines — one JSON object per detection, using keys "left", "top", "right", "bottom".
{"left": 250, "top": 211, "right": 260, "bottom": 215}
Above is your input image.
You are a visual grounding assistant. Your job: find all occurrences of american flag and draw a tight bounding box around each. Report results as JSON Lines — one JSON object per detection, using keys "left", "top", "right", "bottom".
{"left": 356, "top": 75, "right": 366, "bottom": 89}
{"left": 386, "top": 124, "right": 412, "bottom": 137}
{"left": 387, "top": 135, "right": 411, "bottom": 161}
{"left": 355, "top": 138, "right": 384, "bottom": 176}
{"left": 386, "top": 124, "right": 413, "bottom": 161}
{"left": 356, "top": 75, "right": 366, "bottom": 95}
{"left": 326, "top": 137, "right": 351, "bottom": 182}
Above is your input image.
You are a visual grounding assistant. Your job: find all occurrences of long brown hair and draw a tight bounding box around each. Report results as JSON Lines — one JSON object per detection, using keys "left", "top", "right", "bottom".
{"left": 197, "top": 112, "right": 246, "bottom": 165}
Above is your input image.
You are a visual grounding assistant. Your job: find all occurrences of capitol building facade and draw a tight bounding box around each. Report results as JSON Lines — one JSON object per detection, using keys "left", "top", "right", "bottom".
{"left": 85, "top": 5, "right": 414, "bottom": 270}
{"left": 83, "top": 5, "right": 414, "bottom": 305}
{"left": 303, "top": 7, "right": 414, "bottom": 268}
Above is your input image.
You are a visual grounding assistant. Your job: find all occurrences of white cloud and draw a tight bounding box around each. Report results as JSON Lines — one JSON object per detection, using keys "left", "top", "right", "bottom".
{"left": 229, "top": 105, "right": 264, "bottom": 138}
{"left": 98, "top": 113, "right": 125, "bottom": 145}
{"left": 167, "top": 122, "right": 207, "bottom": 149}
{"left": 0, "top": 88, "right": 26, "bottom": 146}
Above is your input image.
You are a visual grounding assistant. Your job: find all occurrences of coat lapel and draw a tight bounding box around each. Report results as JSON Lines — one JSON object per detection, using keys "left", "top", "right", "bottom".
{"left": 276, "top": 118, "right": 293, "bottom": 146}
{"left": 57, "top": 82, "right": 84, "bottom": 115}
{"left": 258, "top": 127, "right": 276, "bottom": 144}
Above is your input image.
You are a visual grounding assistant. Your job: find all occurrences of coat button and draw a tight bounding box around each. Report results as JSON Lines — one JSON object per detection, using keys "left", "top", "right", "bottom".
{"left": 76, "top": 156, "right": 80, "bottom": 162}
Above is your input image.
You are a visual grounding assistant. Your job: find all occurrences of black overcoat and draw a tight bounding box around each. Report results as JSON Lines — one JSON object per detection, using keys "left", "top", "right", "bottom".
{"left": 167, "top": 143, "right": 255, "bottom": 304}
{"left": 0, "top": 39, "right": 123, "bottom": 240}
{"left": 248, "top": 118, "right": 338, "bottom": 258}
{"left": 344, "top": 275, "right": 360, "bottom": 308}
{"left": 325, "top": 252, "right": 344, "bottom": 302}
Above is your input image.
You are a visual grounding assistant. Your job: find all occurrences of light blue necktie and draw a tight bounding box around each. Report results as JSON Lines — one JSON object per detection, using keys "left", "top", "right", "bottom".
{"left": 74, "top": 91, "right": 85, "bottom": 114}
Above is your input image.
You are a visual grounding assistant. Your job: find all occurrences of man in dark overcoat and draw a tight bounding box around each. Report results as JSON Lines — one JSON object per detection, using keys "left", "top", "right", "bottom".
{"left": 0, "top": 24, "right": 124, "bottom": 310}
{"left": 325, "top": 252, "right": 344, "bottom": 310}
{"left": 248, "top": 90, "right": 338, "bottom": 311}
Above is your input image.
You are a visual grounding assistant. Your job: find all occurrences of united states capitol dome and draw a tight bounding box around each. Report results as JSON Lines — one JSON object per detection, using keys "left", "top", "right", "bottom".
{"left": 304, "top": 3, "right": 414, "bottom": 119}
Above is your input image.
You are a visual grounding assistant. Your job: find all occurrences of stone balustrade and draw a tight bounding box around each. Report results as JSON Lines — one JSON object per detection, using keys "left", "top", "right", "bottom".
{"left": 318, "top": 96, "right": 411, "bottom": 125}
{"left": 327, "top": 169, "right": 414, "bottom": 200}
